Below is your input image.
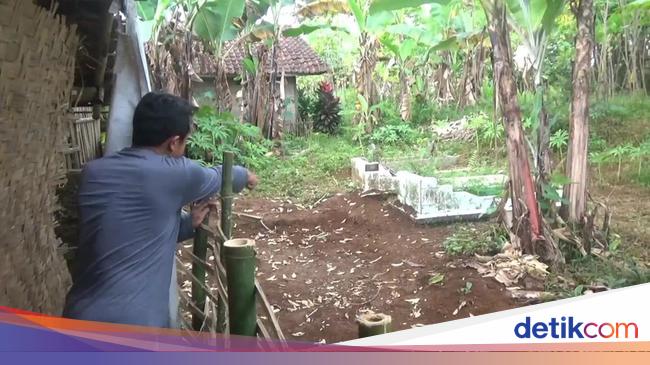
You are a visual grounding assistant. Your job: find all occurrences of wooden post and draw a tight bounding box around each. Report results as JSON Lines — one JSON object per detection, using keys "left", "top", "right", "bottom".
{"left": 190, "top": 216, "right": 209, "bottom": 331}
{"left": 357, "top": 313, "right": 391, "bottom": 338}
{"left": 224, "top": 238, "right": 257, "bottom": 336}
{"left": 216, "top": 151, "right": 234, "bottom": 332}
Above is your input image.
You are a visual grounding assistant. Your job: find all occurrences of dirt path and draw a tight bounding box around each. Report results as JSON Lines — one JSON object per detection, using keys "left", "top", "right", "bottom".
{"left": 233, "top": 192, "right": 522, "bottom": 343}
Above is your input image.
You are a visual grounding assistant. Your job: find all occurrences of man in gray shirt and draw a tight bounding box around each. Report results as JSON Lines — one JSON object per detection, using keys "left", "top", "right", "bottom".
{"left": 63, "top": 92, "right": 257, "bottom": 328}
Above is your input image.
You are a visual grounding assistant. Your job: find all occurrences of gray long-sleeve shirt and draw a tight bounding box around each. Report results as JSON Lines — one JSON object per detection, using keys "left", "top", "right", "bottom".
{"left": 63, "top": 147, "right": 248, "bottom": 328}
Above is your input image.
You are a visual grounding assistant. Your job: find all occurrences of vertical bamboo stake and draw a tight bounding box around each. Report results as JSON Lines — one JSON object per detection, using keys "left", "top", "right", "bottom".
{"left": 221, "top": 151, "right": 234, "bottom": 238}
{"left": 190, "top": 215, "right": 209, "bottom": 331}
{"left": 224, "top": 238, "right": 257, "bottom": 336}
{"left": 357, "top": 313, "right": 391, "bottom": 338}
{"left": 216, "top": 151, "right": 234, "bottom": 333}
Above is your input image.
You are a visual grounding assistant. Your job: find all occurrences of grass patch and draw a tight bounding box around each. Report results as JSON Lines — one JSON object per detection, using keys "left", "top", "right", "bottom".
{"left": 590, "top": 94, "right": 650, "bottom": 146}
{"left": 464, "top": 184, "right": 504, "bottom": 197}
{"left": 547, "top": 251, "right": 650, "bottom": 298}
{"left": 443, "top": 225, "right": 507, "bottom": 256}
{"left": 253, "top": 133, "right": 361, "bottom": 203}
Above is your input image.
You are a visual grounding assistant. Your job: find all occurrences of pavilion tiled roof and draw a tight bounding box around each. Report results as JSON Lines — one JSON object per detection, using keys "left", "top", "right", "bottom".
{"left": 193, "top": 36, "right": 330, "bottom": 77}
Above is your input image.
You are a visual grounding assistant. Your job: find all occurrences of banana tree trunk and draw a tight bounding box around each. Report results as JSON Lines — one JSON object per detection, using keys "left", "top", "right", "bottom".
{"left": 356, "top": 31, "right": 379, "bottom": 132}
{"left": 597, "top": 0, "right": 611, "bottom": 98}
{"left": 561, "top": 0, "right": 594, "bottom": 224}
{"left": 435, "top": 62, "right": 454, "bottom": 104}
{"left": 482, "top": 0, "right": 562, "bottom": 266}
{"left": 399, "top": 67, "right": 411, "bottom": 121}
{"left": 536, "top": 88, "right": 552, "bottom": 214}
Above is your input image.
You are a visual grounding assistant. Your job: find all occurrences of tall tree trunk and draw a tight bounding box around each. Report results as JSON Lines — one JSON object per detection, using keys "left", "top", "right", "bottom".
{"left": 536, "top": 89, "right": 552, "bottom": 213}
{"left": 561, "top": 0, "right": 594, "bottom": 224}
{"left": 399, "top": 66, "right": 411, "bottom": 121}
{"left": 481, "top": 0, "right": 562, "bottom": 265}
{"left": 356, "top": 31, "right": 379, "bottom": 132}
{"left": 597, "top": 0, "right": 611, "bottom": 98}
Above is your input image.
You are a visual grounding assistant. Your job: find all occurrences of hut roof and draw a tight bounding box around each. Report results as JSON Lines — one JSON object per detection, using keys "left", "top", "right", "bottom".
{"left": 194, "top": 36, "right": 330, "bottom": 77}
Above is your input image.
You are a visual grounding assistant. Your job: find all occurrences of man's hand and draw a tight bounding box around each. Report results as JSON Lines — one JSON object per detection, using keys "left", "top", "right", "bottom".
{"left": 246, "top": 170, "right": 258, "bottom": 190}
{"left": 191, "top": 199, "right": 218, "bottom": 228}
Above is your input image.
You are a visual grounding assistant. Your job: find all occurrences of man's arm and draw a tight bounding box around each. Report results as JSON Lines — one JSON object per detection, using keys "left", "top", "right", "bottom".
{"left": 181, "top": 158, "right": 250, "bottom": 206}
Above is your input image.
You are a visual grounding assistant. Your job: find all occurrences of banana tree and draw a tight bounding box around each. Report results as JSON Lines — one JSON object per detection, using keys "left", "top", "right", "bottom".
{"left": 480, "top": 0, "right": 563, "bottom": 266}
{"left": 141, "top": 0, "right": 271, "bottom": 109}
{"left": 560, "top": 0, "right": 594, "bottom": 225}
{"left": 379, "top": 11, "right": 470, "bottom": 120}
{"left": 379, "top": 33, "right": 419, "bottom": 121}
{"left": 505, "top": 0, "right": 566, "bottom": 216}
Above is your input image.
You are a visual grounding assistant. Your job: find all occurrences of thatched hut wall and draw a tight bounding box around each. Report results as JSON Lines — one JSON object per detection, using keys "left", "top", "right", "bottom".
{"left": 0, "top": 0, "right": 78, "bottom": 314}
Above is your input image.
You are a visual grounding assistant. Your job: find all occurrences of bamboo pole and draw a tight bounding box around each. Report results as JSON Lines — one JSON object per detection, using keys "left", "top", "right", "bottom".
{"left": 217, "top": 151, "right": 234, "bottom": 332}
{"left": 224, "top": 238, "right": 257, "bottom": 336}
{"left": 221, "top": 151, "right": 234, "bottom": 238}
{"left": 191, "top": 215, "right": 209, "bottom": 331}
{"left": 357, "top": 313, "right": 391, "bottom": 338}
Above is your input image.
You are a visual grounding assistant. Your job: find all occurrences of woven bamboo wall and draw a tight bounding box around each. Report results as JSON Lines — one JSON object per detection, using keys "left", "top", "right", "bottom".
{"left": 0, "top": 0, "right": 78, "bottom": 314}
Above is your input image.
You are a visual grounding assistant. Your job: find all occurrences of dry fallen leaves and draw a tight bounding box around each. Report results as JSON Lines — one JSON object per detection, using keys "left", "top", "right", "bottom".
{"left": 428, "top": 273, "right": 445, "bottom": 285}
{"left": 452, "top": 300, "right": 467, "bottom": 316}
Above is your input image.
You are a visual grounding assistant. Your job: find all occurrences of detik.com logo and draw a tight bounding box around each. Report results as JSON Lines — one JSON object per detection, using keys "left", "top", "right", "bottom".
{"left": 514, "top": 316, "right": 639, "bottom": 339}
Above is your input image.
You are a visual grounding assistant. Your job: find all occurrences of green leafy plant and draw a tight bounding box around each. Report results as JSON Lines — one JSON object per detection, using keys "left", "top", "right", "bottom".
{"left": 589, "top": 151, "right": 608, "bottom": 183}
{"left": 549, "top": 128, "right": 569, "bottom": 159}
{"left": 369, "top": 123, "right": 419, "bottom": 145}
{"left": 443, "top": 226, "right": 507, "bottom": 256}
{"left": 630, "top": 140, "right": 650, "bottom": 178}
{"left": 468, "top": 112, "right": 503, "bottom": 151}
{"left": 464, "top": 182, "right": 504, "bottom": 197}
{"left": 297, "top": 86, "right": 318, "bottom": 127}
{"left": 606, "top": 144, "right": 636, "bottom": 181}
{"left": 459, "top": 281, "right": 473, "bottom": 295}
{"left": 187, "top": 105, "right": 272, "bottom": 171}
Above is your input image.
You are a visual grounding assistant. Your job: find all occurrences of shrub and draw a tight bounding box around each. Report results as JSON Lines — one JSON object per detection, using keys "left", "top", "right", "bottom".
{"left": 313, "top": 81, "right": 343, "bottom": 135}
{"left": 187, "top": 105, "right": 272, "bottom": 171}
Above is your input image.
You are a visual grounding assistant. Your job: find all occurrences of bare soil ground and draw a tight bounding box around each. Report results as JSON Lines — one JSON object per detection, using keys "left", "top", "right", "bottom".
{"left": 232, "top": 192, "right": 523, "bottom": 343}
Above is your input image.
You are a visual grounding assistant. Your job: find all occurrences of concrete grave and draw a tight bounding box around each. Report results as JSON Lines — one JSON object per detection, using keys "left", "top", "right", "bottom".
{"left": 351, "top": 157, "right": 506, "bottom": 224}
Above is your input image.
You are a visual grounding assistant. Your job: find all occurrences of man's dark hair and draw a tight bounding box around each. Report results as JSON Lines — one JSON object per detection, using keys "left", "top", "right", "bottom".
{"left": 132, "top": 92, "right": 193, "bottom": 147}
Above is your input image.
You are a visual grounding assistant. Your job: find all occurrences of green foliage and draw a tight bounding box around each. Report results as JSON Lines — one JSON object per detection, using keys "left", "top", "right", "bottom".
{"left": 459, "top": 281, "right": 473, "bottom": 295}
{"left": 464, "top": 182, "right": 504, "bottom": 197}
{"left": 187, "top": 105, "right": 272, "bottom": 171}
{"left": 506, "top": 0, "right": 566, "bottom": 34}
{"left": 283, "top": 24, "right": 350, "bottom": 37}
{"left": 369, "top": 0, "right": 451, "bottom": 14}
{"left": 369, "top": 123, "right": 419, "bottom": 145}
{"left": 411, "top": 95, "right": 437, "bottom": 125}
{"left": 297, "top": 86, "right": 318, "bottom": 125}
{"left": 549, "top": 128, "right": 569, "bottom": 157}
{"left": 136, "top": 0, "right": 158, "bottom": 20}
{"left": 193, "top": 0, "right": 246, "bottom": 52}
{"left": 443, "top": 225, "right": 508, "bottom": 256}
{"left": 561, "top": 254, "right": 650, "bottom": 292}
{"left": 468, "top": 112, "right": 504, "bottom": 149}
{"left": 254, "top": 133, "right": 361, "bottom": 202}
{"left": 313, "top": 82, "right": 343, "bottom": 135}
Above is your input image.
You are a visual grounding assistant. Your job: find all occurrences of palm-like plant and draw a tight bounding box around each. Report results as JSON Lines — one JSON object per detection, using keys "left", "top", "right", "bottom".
{"left": 607, "top": 144, "right": 636, "bottom": 181}
{"left": 549, "top": 128, "right": 569, "bottom": 159}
